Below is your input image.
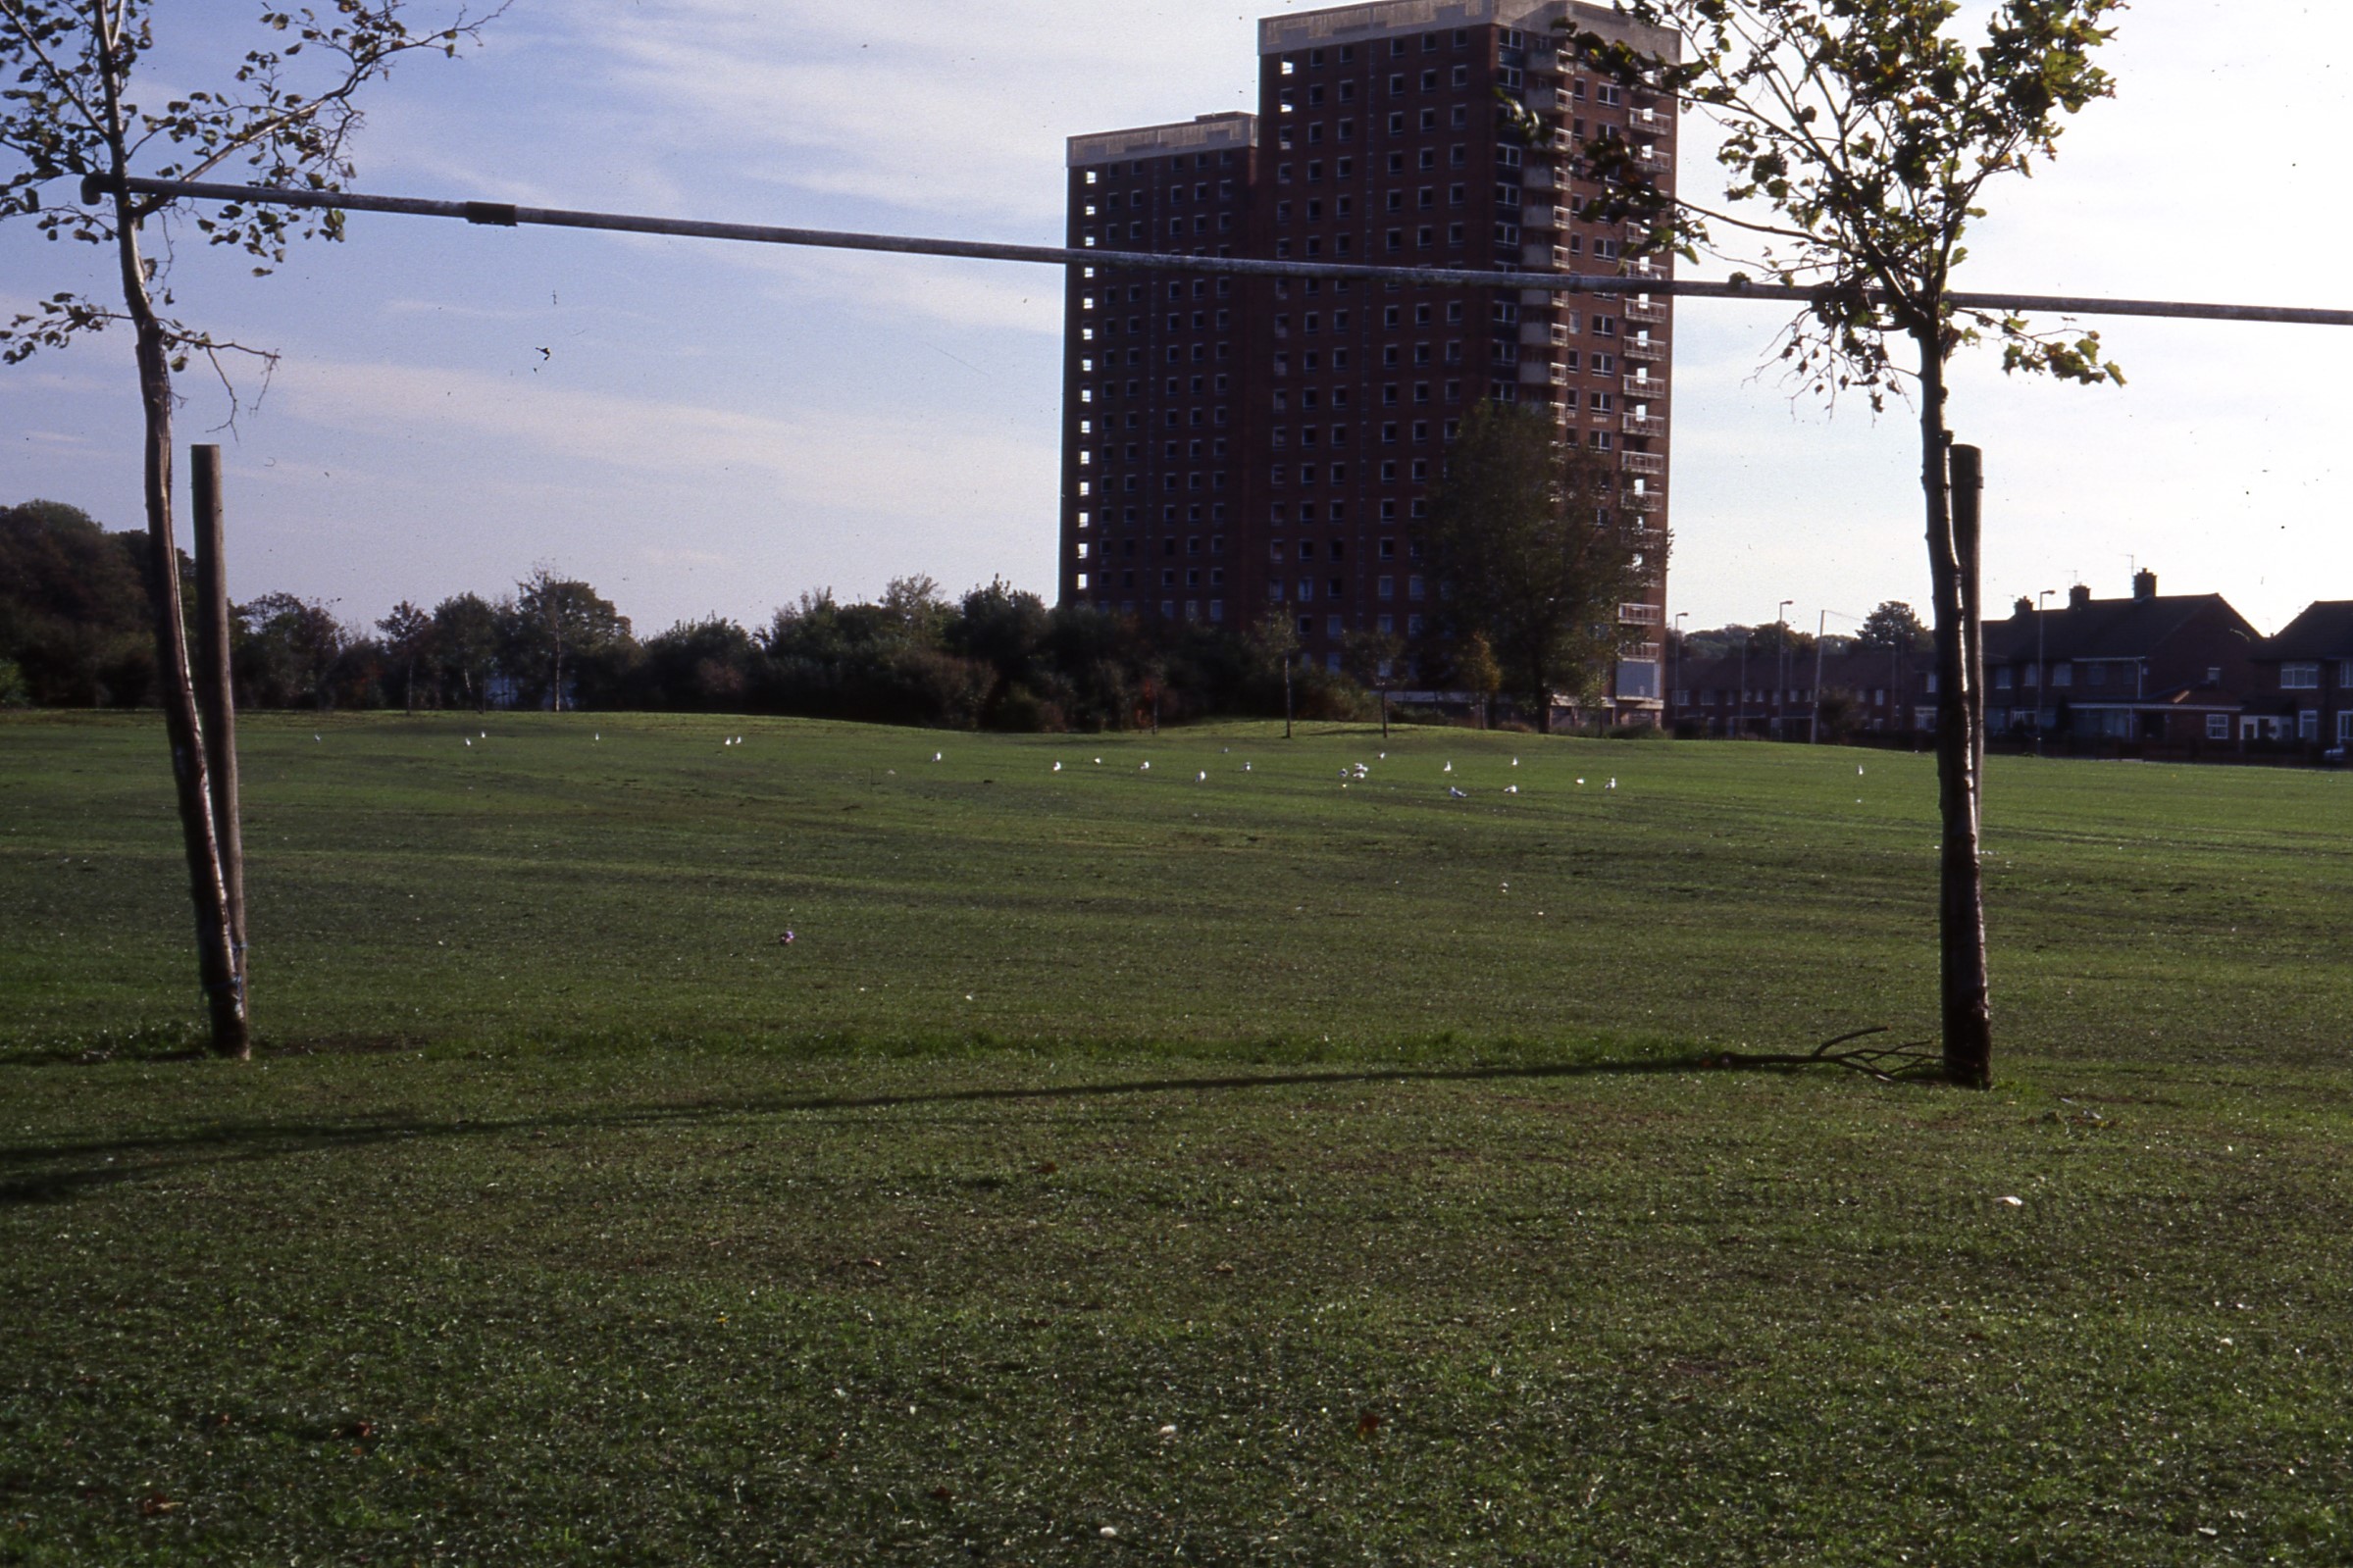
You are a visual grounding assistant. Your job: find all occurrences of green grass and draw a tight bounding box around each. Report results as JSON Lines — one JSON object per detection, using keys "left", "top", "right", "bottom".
{"left": 4, "top": 712, "right": 2352, "bottom": 1563}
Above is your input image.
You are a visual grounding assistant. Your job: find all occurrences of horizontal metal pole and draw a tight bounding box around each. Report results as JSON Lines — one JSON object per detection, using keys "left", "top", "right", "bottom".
{"left": 91, "top": 173, "right": 2353, "bottom": 328}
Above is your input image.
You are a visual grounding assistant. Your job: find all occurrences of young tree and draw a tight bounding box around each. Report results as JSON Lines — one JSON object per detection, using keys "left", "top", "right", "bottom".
{"left": 377, "top": 599, "right": 433, "bottom": 715}
{"left": 1248, "top": 611, "right": 1304, "bottom": 738}
{"left": 1426, "top": 401, "right": 1659, "bottom": 734}
{"left": 0, "top": 0, "right": 501, "bottom": 1057}
{"left": 1566, "top": 0, "right": 2125, "bottom": 1087}
{"left": 1458, "top": 632, "right": 1504, "bottom": 731}
{"left": 1343, "top": 626, "right": 1406, "bottom": 739}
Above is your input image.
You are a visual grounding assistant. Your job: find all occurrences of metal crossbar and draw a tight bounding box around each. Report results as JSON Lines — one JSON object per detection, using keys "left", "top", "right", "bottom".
{"left": 84, "top": 173, "right": 2353, "bottom": 329}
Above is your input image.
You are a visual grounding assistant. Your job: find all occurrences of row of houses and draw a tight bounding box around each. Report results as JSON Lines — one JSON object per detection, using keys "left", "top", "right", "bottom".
{"left": 1667, "top": 572, "right": 2353, "bottom": 757}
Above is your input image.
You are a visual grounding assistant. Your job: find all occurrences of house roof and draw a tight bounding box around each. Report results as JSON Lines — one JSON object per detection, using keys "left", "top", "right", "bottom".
{"left": 2257, "top": 601, "right": 2353, "bottom": 661}
{"left": 1983, "top": 594, "right": 2258, "bottom": 664}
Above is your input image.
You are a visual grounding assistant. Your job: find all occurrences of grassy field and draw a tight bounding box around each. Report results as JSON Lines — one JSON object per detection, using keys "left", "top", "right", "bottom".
{"left": 4, "top": 711, "right": 2352, "bottom": 1563}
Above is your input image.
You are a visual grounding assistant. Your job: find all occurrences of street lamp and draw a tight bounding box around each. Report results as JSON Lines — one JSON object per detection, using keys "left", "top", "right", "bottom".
{"left": 1672, "top": 611, "right": 1689, "bottom": 733}
{"left": 1738, "top": 631, "right": 1750, "bottom": 738}
{"left": 2036, "top": 588, "right": 2056, "bottom": 756}
{"left": 1775, "top": 599, "right": 1794, "bottom": 741}
{"left": 1813, "top": 608, "right": 1830, "bottom": 743}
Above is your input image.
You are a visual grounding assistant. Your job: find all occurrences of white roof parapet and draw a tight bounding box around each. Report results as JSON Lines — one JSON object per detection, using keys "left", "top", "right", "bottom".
{"left": 1067, "top": 112, "right": 1259, "bottom": 169}
{"left": 1259, "top": 0, "right": 1676, "bottom": 58}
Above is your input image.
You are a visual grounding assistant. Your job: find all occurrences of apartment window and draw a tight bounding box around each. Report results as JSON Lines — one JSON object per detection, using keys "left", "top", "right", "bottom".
{"left": 1378, "top": 576, "right": 1396, "bottom": 601}
{"left": 2052, "top": 663, "right": 2072, "bottom": 688}
{"left": 2340, "top": 712, "right": 2353, "bottom": 742}
{"left": 2283, "top": 663, "right": 2322, "bottom": 689}
{"left": 2207, "top": 714, "right": 2231, "bottom": 741}
{"left": 1407, "top": 575, "right": 1426, "bottom": 601}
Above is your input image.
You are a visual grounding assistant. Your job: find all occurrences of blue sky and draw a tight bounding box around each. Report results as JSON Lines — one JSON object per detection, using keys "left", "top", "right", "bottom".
{"left": 3, "top": 0, "right": 2348, "bottom": 641}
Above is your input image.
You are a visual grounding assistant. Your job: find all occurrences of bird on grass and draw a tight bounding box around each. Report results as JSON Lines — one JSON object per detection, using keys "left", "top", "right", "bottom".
{"left": 1449, "top": 786, "right": 1467, "bottom": 799}
{"left": 1052, "top": 761, "right": 1063, "bottom": 773}
{"left": 1505, "top": 784, "right": 1519, "bottom": 795}
{"left": 1140, "top": 761, "right": 1151, "bottom": 772}
{"left": 1607, "top": 778, "right": 1618, "bottom": 791}
{"left": 933, "top": 751, "right": 944, "bottom": 763}
{"left": 1197, "top": 771, "right": 1208, "bottom": 783}
{"left": 1443, "top": 761, "right": 1454, "bottom": 774}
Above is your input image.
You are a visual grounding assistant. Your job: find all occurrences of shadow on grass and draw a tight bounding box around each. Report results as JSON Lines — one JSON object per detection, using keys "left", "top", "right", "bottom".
{"left": 0, "top": 1052, "right": 1762, "bottom": 1208}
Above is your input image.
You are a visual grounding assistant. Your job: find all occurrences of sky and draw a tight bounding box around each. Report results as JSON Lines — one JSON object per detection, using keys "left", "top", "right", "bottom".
{"left": 3, "top": 0, "right": 2349, "bottom": 642}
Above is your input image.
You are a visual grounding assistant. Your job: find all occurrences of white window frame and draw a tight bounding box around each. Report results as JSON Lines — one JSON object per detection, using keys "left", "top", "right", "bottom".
{"left": 2282, "top": 662, "right": 2321, "bottom": 690}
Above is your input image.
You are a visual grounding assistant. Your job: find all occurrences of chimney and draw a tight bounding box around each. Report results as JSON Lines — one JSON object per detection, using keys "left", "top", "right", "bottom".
{"left": 2014, "top": 596, "right": 2034, "bottom": 619}
{"left": 2069, "top": 583, "right": 2092, "bottom": 610}
{"left": 2133, "top": 569, "right": 2158, "bottom": 602}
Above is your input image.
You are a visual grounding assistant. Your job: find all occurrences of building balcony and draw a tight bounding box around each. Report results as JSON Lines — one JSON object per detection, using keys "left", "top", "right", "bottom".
{"left": 1621, "top": 338, "right": 1668, "bottom": 364}
{"left": 1621, "top": 451, "right": 1666, "bottom": 477}
{"left": 1621, "top": 413, "right": 1666, "bottom": 438}
{"left": 1519, "top": 321, "right": 1553, "bottom": 347}
{"left": 1619, "top": 487, "right": 1661, "bottom": 510}
{"left": 1619, "top": 602, "right": 1663, "bottom": 626}
{"left": 1623, "top": 299, "right": 1668, "bottom": 325}
{"left": 1524, "top": 204, "right": 1568, "bottom": 230}
{"left": 1623, "top": 373, "right": 1667, "bottom": 400}
{"left": 1517, "top": 359, "right": 1558, "bottom": 386}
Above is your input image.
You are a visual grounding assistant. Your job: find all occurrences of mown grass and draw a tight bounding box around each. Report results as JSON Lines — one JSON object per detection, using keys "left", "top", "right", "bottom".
{"left": 3, "top": 712, "right": 2352, "bottom": 1564}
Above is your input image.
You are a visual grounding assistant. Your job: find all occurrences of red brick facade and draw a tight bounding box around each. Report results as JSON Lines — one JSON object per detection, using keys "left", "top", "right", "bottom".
{"left": 1060, "top": 1, "right": 1677, "bottom": 721}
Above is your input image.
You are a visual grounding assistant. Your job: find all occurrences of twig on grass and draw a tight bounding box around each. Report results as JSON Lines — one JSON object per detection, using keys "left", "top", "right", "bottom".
{"left": 1701, "top": 1027, "right": 1945, "bottom": 1085}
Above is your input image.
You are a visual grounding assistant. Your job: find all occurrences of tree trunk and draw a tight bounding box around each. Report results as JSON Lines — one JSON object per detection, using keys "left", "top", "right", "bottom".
{"left": 1917, "top": 345, "right": 1991, "bottom": 1088}
{"left": 109, "top": 177, "right": 248, "bottom": 1058}
{"left": 189, "top": 446, "right": 248, "bottom": 1019}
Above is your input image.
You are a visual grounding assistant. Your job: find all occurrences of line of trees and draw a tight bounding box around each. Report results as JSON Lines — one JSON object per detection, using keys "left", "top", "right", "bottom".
{"left": 1, "top": 501, "right": 1377, "bottom": 730}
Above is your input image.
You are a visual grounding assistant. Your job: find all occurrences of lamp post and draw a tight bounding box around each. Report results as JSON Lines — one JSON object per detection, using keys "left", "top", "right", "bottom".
{"left": 1738, "top": 632, "right": 1750, "bottom": 738}
{"left": 2036, "top": 588, "right": 2055, "bottom": 756}
{"left": 1775, "top": 599, "right": 1793, "bottom": 741}
{"left": 1813, "top": 608, "right": 1830, "bottom": 743}
{"left": 1671, "top": 610, "right": 1688, "bottom": 733}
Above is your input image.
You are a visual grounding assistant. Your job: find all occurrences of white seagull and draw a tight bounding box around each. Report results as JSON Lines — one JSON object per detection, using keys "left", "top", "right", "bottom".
{"left": 1052, "top": 761, "right": 1063, "bottom": 773}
